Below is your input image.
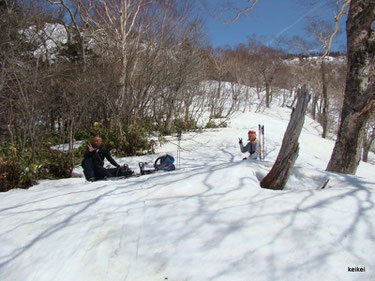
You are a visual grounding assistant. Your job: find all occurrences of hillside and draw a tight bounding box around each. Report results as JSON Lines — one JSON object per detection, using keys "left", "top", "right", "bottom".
{"left": 1, "top": 107, "right": 374, "bottom": 281}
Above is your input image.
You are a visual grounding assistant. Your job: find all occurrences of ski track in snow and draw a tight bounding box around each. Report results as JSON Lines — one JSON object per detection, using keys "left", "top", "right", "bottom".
{"left": 1, "top": 111, "right": 375, "bottom": 281}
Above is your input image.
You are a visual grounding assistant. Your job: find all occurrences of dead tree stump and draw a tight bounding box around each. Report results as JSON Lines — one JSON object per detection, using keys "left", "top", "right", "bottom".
{"left": 260, "top": 85, "right": 311, "bottom": 190}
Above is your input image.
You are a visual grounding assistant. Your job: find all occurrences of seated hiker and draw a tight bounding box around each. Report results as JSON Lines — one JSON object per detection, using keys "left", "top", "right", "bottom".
{"left": 81, "top": 135, "right": 122, "bottom": 181}
{"left": 239, "top": 130, "right": 261, "bottom": 160}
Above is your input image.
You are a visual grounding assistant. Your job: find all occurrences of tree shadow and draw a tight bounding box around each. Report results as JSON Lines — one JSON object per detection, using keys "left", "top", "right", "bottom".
{"left": 1, "top": 151, "right": 374, "bottom": 280}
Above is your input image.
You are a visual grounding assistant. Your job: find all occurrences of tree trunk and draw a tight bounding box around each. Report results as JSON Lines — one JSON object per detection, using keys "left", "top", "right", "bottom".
{"left": 362, "top": 125, "right": 375, "bottom": 162}
{"left": 165, "top": 99, "right": 175, "bottom": 135}
{"left": 311, "top": 93, "right": 318, "bottom": 120}
{"left": 184, "top": 99, "right": 191, "bottom": 123}
{"left": 215, "top": 80, "right": 222, "bottom": 117}
{"left": 321, "top": 61, "right": 329, "bottom": 139}
{"left": 362, "top": 138, "right": 370, "bottom": 162}
{"left": 261, "top": 85, "right": 311, "bottom": 190}
{"left": 242, "top": 86, "right": 249, "bottom": 113}
{"left": 256, "top": 85, "right": 261, "bottom": 100}
{"left": 68, "top": 119, "right": 74, "bottom": 153}
{"left": 265, "top": 82, "right": 270, "bottom": 108}
{"left": 287, "top": 91, "right": 298, "bottom": 109}
{"left": 326, "top": 0, "right": 375, "bottom": 174}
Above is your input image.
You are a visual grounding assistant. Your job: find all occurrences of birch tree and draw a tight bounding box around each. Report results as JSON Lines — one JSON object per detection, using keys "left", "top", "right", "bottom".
{"left": 326, "top": 0, "right": 375, "bottom": 174}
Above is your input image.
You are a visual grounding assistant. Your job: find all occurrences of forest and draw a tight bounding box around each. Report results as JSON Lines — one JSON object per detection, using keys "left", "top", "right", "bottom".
{"left": 0, "top": 0, "right": 374, "bottom": 191}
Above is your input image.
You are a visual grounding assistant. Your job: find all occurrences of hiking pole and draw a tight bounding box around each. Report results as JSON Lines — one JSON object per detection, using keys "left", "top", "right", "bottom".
{"left": 258, "top": 124, "right": 262, "bottom": 160}
{"left": 177, "top": 130, "right": 182, "bottom": 168}
{"left": 262, "top": 125, "right": 265, "bottom": 160}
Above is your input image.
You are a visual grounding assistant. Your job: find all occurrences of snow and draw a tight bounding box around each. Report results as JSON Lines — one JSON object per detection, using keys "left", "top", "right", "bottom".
{"left": 1, "top": 109, "right": 375, "bottom": 281}
{"left": 20, "top": 23, "right": 68, "bottom": 61}
{"left": 284, "top": 56, "right": 346, "bottom": 65}
{"left": 50, "top": 141, "right": 84, "bottom": 152}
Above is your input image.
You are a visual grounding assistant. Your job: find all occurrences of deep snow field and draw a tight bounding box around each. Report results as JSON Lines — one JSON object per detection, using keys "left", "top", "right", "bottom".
{"left": 1, "top": 108, "right": 374, "bottom": 281}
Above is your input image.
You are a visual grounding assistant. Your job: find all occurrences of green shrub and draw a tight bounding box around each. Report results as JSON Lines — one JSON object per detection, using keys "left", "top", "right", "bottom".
{"left": 173, "top": 117, "right": 198, "bottom": 132}
{"left": 0, "top": 142, "right": 76, "bottom": 192}
{"left": 0, "top": 143, "right": 37, "bottom": 191}
{"left": 0, "top": 119, "right": 158, "bottom": 192}
{"left": 38, "top": 148, "right": 75, "bottom": 179}
{"left": 205, "top": 120, "right": 228, "bottom": 129}
{"left": 85, "top": 122, "right": 156, "bottom": 156}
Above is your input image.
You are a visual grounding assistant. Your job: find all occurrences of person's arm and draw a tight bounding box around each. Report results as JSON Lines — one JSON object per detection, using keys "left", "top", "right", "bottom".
{"left": 240, "top": 142, "right": 250, "bottom": 153}
{"left": 84, "top": 146, "right": 96, "bottom": 158}
{"left": 104, "top": 148, "right": 120, "bottom": 167}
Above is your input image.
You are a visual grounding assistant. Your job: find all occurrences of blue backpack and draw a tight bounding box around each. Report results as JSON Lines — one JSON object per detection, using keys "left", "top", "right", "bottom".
{"left": 154, "top": 154, "right": 175, "bottom": 171}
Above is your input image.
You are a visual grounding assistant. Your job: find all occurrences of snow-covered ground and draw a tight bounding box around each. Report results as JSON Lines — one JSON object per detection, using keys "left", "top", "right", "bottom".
{"left": 50, "top": 141, "right": 84, "bottom": 152}
{"left": 1, "top": 109, "right": 374, "bottom": 281}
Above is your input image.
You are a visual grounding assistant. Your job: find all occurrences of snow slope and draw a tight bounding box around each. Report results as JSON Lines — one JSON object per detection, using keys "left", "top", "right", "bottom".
{"left": 1, "top": 109, "right": 375, "bottom": 281}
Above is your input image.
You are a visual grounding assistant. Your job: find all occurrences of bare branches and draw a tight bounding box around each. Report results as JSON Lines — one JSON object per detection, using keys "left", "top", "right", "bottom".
{"left": 202, "top": 0, "right": 258, "bottom": 24}
{"left": 221, "top": 0, "right": 258, "bottom": 23}
{"left": 321, "top": 0, "right": 350, "bottom": 58}
{"left": 46, "top": 0, "right": 80, "bottom": 32}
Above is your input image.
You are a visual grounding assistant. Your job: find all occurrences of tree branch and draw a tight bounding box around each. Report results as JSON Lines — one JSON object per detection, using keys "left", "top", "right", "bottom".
{"left": 203, "top": 0, "right": 258, "bottom": 24}
{"left": 321, "top": 0, "right": 350, "bottom": 58}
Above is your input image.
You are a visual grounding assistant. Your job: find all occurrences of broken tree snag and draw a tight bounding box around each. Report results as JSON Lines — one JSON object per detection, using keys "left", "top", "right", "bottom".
{"left": 260, "top": 85, "right": 311, "bottom": 190}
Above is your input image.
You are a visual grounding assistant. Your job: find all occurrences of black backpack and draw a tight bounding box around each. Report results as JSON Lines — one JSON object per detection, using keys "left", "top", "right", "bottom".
{"left": 110, "top": 165, "right": 134, "bottom": 177}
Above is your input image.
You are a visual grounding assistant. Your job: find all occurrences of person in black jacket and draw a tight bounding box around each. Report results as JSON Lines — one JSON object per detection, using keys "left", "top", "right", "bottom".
{"left": 81, "top": 135, "right": 121, "bottom": 181}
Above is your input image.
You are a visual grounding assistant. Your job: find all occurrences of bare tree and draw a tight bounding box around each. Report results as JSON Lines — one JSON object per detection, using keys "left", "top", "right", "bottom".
{"left": 224, "top": 44, "right": 255, "bottom": 112}
{"left": 0, "top": 1, "right": 47, "bottom": 159}
{"left": 206, "top": 47, "right": 229, "bottom": 120}
{"left": 249, "top": 45, "right": 285, "bottom": 108}
{"left": 326, "top": 0, "right": 375, "bottom": 174}
{"left": 306, "top": 19, "right": 337, "bottom": 138}
{"left": 46, "top": 0, "right": 90, "bottom": 70}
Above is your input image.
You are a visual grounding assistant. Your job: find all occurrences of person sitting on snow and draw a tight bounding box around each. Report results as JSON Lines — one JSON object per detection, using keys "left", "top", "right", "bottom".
{"left": 81, "top": 135, "right": 122, "bottom": 181}
{"left": 239, "top": 130, "right": 261, "bottom": 160}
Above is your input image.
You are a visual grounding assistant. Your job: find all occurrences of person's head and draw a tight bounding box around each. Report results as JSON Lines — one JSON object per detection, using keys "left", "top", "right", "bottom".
{"left": 248, "top": 130, "right": 256, "bottom": 141}
{"left": 92, "top": 135, "right": 102, "bottom": 148}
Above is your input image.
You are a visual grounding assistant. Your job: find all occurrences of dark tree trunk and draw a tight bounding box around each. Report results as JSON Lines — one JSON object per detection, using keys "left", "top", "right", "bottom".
{"left": 261, "top": 85, "right": 311, "bottom": 190}
{"left": 326, "top": 0, "right": 375, "bottom": 174}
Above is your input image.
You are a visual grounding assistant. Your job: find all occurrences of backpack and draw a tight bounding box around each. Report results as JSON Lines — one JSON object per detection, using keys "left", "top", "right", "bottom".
{"left": 111, "top": 164, "right": 134, "bottom": 177}
{"left": 154, "top": 154, "right": 175, "bottom": 171}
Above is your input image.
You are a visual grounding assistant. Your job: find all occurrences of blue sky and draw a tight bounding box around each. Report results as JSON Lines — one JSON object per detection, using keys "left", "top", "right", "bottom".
{"left": 196, "top": 0, "right": 347, "bottom": 53}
